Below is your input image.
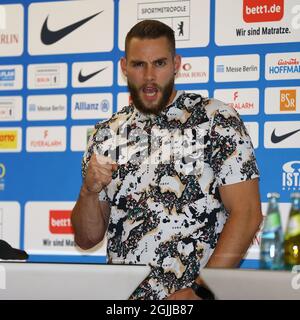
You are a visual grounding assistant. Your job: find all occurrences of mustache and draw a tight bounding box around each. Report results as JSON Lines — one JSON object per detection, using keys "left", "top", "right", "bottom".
{"left": 140, "top": 83, "right": 161, "bottom": 90}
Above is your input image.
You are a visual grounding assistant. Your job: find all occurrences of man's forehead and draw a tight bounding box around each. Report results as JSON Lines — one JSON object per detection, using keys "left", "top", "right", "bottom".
{"left": 127, "top": 37, "right": 171, "bottom": 51}
{"left": 126, "top": 38, "right": 173, "bottom": 60}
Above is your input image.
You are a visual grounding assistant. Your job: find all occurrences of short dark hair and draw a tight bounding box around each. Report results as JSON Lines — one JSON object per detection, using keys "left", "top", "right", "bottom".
{"left": 125, "top": 20, "right": 176, "bottom": 57}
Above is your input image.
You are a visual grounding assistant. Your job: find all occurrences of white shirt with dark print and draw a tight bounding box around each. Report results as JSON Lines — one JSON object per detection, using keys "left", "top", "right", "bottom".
{"left": 82, "top": 92, "right": 259, "bottom": 300}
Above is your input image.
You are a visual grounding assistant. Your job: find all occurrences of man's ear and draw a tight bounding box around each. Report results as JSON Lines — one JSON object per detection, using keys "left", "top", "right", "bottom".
{"left": 174, "top": 54, "right": 181, "bottom": 75}
{"left": 120, "top": 57, "right": 127, "bottom": 77}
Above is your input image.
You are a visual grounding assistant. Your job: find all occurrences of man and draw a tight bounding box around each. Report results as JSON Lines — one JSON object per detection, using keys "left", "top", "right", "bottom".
{"left": 71, "top": 20, "right": 262, "bottom": 300}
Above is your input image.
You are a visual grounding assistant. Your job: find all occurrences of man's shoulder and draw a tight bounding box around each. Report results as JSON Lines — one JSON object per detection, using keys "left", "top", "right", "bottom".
{"left": 201, "top": 97, "right": 239, "bottom": 119}
{"left": 175, "top": 92, "right": 208, "bottom": 115}
{"left": 177, "top": 92, "right": 206, "bottom": 106}
{"left": 178, "top": 92, "right": 237, "bottom": 119}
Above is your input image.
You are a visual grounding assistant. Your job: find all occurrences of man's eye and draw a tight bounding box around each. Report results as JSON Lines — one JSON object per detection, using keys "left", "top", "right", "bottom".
{"left": 155, "top": 60, "right": 166, "bottom": 67}
{"left": 133, "top": 62, "right": 143, "bottom": 67}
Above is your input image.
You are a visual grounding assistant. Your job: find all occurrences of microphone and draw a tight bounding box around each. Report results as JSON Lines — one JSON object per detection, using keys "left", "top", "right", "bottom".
{"left": 0, "top": 240, "right": 29, "bottom": 260}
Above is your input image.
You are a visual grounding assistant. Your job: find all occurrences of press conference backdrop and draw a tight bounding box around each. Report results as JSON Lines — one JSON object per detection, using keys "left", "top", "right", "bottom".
{"left": 0, "top": 0, "right": 300, "bottom": 267}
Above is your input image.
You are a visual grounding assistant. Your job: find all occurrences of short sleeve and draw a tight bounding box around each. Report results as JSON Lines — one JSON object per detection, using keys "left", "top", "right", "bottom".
{"left": 209, "top": 104, "right": 259, "bottom": 186}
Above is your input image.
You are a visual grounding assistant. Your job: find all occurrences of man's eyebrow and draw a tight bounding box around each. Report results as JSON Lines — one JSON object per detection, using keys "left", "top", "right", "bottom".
{"left": 129, "top": 57, "right": 168, "bottom": 64}
{"left": 153, "top": 57, "right": 168, "bottom": 62}
{"left": 129, "top": 59, "right": 144, "bottom": 64}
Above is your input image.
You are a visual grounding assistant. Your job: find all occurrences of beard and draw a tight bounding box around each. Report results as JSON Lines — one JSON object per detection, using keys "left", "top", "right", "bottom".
{"left": 127, "top": 78, "right": 174, "bottom": 116}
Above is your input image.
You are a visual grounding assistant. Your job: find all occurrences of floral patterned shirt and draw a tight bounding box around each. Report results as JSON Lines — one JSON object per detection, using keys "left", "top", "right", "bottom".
{"left": 82, "top": 92, "right": 259, "bottom": 300}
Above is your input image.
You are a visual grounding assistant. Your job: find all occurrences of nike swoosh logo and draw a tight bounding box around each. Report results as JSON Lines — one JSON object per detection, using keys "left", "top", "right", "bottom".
{"left": 78, "top": 67, "right": 107, "bottom": 83}
{"left": 41, "top": 11, "right": 103, "bottom": 45}
{"left": 271, "top": 128, "right": 300, "bottom": 143}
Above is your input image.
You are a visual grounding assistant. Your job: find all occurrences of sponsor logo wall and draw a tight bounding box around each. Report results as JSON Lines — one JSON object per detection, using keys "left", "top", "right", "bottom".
{"left": 24, "top": 202, "right": 106, "bottom": 256}
{"left": 0, "top": 0, "right": 299, "bottom": 267}
{"left": 0, "top": 202, "right": 21, "bottom": 252}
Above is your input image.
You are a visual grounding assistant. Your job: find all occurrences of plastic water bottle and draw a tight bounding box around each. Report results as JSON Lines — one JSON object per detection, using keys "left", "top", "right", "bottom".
{"left": 284, "top": 192, "right": 300, "bottom": 270}
{"left": 260, "top": 192, "right": 284, "bottom": 270}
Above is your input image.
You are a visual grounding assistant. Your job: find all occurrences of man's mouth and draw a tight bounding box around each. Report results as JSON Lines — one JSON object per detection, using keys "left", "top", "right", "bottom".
{"left": 142, "top": 86, "right": 159, "bottom": 99}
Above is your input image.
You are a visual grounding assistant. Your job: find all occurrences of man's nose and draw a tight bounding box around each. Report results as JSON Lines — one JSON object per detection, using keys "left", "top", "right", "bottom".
{"left": 144, "top": 65, "right": 155, "bottom": 81}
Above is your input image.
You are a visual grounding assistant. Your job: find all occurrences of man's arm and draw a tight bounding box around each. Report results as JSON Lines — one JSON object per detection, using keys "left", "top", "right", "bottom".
{"left": 71, "top": 187, "right": 110, "bottom": 250}
{"left": 71, "top": 154, "right": 117, "bottom": 250}
{"left": 168, "top": 178, "right": 263, "bottom": 299}
{"left": 206, "top": 178, "right": 263, "bottom": 268}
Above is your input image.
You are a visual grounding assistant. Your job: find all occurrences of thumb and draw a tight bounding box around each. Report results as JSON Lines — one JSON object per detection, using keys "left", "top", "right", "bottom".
{"left": 112, "top": 162, "right": 118, "bottom": 171}
{"left": 95, "top": 154, "right": 113, "bottom": 165}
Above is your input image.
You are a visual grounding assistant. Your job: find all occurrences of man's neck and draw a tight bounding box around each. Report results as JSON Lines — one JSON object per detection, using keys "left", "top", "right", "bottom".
{"left": 167, "top": 89, "right": 178, "bottom": 106}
